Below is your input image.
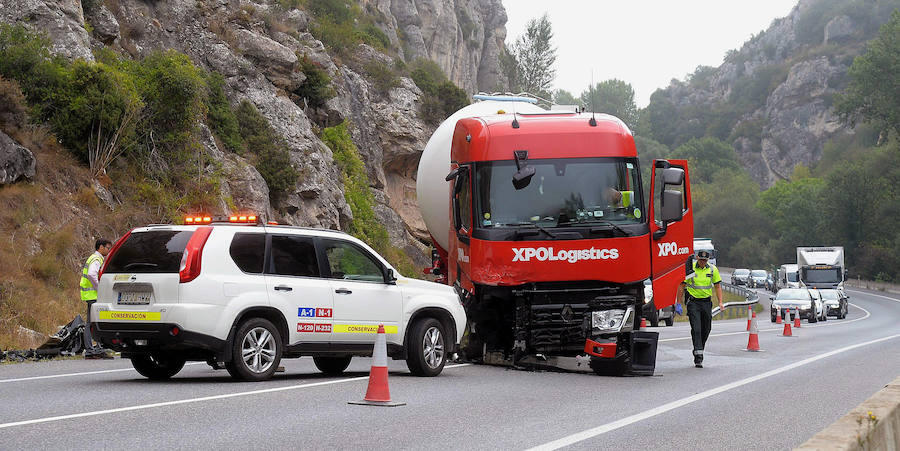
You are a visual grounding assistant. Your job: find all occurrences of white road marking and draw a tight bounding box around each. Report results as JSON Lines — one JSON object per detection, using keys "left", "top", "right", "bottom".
{"left": 846, "top": 288, "right": 900, "bottom": 303}
{"left": 659, "top": 302, "right": 870, "bottom": 342}
{"left": 526, "top": 334, "right": 900, "bottom": 451}
{"left": 0, "top": 362, "right": 204, "bottom": 384}
{"left": 0, "top": 363, "right": 472, "bottom": 429}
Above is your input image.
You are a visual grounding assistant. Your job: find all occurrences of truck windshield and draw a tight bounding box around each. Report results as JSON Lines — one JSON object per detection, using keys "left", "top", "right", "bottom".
{"left": 474, "top": 157, "right": 642, "bottom": 229}
{"left": 803, "top": 268, "right": 841, "bottom": 283}
{"left": 787, "top": 272, "right": 798, "bottom": 282}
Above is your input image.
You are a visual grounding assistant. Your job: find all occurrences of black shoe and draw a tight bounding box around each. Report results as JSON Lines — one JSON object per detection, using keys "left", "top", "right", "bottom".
{"left": 693, "top": 353, "right": 703, "bottom": 368}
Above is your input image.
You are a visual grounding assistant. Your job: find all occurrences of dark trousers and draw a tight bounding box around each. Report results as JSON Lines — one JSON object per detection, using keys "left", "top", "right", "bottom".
{"left": 83, "top": 299, "right": 98, "bottom": 353}
{"left": 686, "top": 296, "right": 712, "bottom": 353}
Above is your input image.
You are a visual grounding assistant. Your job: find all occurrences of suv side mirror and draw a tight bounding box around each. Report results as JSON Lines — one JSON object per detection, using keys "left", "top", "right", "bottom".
{"left": 384, "top": 268, "right": 398, "bottom": 285}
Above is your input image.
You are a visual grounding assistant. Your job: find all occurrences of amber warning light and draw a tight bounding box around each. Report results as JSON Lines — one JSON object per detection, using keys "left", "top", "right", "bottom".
{"left": 183, "top": 213, "right": 258, "bottom": 225}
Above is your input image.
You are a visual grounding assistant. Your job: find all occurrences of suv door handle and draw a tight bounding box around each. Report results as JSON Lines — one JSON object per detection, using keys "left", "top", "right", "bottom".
{"left": 274, "top": 285, "right": 293, "bottom": 292}
{"left": 335, "top": 288, "right": 352, "bottom": 295}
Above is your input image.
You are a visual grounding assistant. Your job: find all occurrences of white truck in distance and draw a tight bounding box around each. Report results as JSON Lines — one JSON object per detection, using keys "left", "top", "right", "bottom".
{"left": 778, "top": 263, "right": 800, "bottom": 289}
{"left": 797, "top": 246, "right": 845, "bottom": 290}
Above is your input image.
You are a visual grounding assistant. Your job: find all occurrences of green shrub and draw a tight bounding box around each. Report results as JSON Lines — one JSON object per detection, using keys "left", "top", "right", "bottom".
{"left": 321, "top": 121, "right": 389, "bottom": 249}
{"left": 295, "top": 55, "right": 335, "bottom": 108}
{"left": 359, "top": 23, "right": 389, "bottom": 50}
{"left": 410, "top": 59, "right": 469, "bottom": 124}
{"left": 364, "top": 61, "right": 399, "bottom": 98}
{"left": 205, "top": 72, "right": 243, "bottom": 153}
{"left": 306, "top": 0, "right": 391, "bottom": 54}
{"left": 235, "top": 100, "right": 299, "bottom": 200}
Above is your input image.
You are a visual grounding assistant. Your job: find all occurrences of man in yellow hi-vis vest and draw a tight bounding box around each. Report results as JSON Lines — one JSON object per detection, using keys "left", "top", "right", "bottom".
{"left": 676, "top": 249, "right": 724, "bottom": 368}
{"left": 81, "top": 238, "right": 112, "bottom": 359}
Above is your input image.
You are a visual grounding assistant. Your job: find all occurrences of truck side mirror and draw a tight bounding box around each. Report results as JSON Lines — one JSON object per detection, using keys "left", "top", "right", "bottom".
{"left": 661, "top": 190, "right": 683, "bottom": 222}
{"left": 662, "top": 167, "right": 684, "bottom": 185}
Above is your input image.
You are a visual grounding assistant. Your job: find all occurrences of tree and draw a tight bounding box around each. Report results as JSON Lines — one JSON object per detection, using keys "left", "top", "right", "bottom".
{"left": 835, "top": 10, "right": 900, "bottom": 138}
{"left": 509, "top": 13, "right": 556, "bottom": 98}
{"left": 580, "top": 79, "right": 638, "bottom": 127}
{"left": 669, "top": 137, "right": 740, "bottom": 184}
{"left": 552, "top": 89, "right": 580, "bottom": 106}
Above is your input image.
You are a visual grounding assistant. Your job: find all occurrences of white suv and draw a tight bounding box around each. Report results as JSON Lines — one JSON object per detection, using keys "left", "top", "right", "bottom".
{"left": 93, "top": 220, "right": 466, "bottom": 381}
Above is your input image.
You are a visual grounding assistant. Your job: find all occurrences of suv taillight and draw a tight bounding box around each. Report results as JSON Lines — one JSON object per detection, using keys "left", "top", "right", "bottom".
{"left": 179, "top": 226, "right": 213, "bottom": 283}
{"left": 98, "top": 229, "right": 133, "bottom": 281}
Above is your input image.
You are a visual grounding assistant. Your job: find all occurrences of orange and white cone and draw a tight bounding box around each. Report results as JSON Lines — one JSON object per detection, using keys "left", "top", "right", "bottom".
{"left": 782, "top": 311, "right": 793, "bottom": 337}
{"left": 746, "top": 305, "right": 752, "bottom": 331}
{"left": 744, "top": 311, "right": 761, "bottom": 352}
{"left": 776, "top": 308, "right": 782, "bottom": 324}
{"left": 794, "top": 307, "right": 802, "bottom": 328}
{"left": 349, "top": 324, "right": 405, "bottom": 407}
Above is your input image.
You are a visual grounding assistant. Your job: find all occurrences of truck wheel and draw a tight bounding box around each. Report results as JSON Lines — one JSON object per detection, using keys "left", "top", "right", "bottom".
{"left": 225, "top": 318, "right": 282, "bottom": 381}
{"left": 649, "top": 308, "right": 659, "bottom": 328}
{"left": 406, "top": 318, "right": 446, "bottom": 377}
{"left": 130, "top": 353, "right": 186, "bottom": 380}
{"left": 313, "top": 356, "right": 352, "bottom": 375}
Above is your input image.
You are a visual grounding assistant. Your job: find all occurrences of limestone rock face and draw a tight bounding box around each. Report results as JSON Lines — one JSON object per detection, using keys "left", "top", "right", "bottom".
{"left": 646, "top": 0, "right": 885, "bottom": 188}
{"left": 0, "top": 131, "right": 36, "bottom": 185}
{"left": 0, "top": 0, "right": 509, "bottom": 271}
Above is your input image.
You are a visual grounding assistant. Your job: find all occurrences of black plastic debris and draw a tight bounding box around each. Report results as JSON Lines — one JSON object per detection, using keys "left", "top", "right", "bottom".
{"left": 4, "top": 315, "right": 88, "bottom": 362}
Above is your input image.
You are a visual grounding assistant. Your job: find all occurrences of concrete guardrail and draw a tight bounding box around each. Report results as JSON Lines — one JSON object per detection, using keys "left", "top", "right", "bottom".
{"left": 796, "top": 375, "right": 900, "bottom": 450}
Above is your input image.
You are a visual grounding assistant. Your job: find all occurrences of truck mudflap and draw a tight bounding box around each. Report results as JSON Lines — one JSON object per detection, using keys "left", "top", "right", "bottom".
{"left": 588, "top": 331, "right": 659, "bottom": 376}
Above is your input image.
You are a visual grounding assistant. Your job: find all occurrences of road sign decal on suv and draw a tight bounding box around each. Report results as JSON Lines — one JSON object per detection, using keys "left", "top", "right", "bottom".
{"left": 92, "top": 218, "right": 467, "bottom": 381}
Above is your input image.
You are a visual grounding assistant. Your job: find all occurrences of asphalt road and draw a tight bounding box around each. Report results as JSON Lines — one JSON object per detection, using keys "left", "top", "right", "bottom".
{"left": 2, "top": 286, "right": 899, "bottom": 450}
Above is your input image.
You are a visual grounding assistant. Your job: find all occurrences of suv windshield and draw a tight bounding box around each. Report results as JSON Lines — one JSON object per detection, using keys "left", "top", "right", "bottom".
{"left": 776, "top": 289, "right": 809, "bottom": 300}
{"left": 475, "top": 157, "right": 642, "bottom": 229}
{"left": 751, "top": 270, "right": 766, "bottom": 277}
{"left": 820, "top": 290, "right": 840, "bottom": 300}
{"left": 104, "top": 230, "right": 194, "bottom": 273}
{"left": 734, "top": 269, "right": 750, "bottom": 276}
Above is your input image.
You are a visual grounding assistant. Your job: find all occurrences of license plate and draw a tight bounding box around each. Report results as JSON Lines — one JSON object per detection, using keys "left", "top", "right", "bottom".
{"left": 118, "top": 291, "right": 151, "bottom": 305}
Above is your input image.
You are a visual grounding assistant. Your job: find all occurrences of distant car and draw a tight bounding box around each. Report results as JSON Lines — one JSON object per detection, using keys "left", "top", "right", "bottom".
{"left": 748, "top": 270, "right": 767, "bottom": 288}
{"left": 731, "top": 268, "right": 751, "bottom": 285}
{"left": 820, "top": 289, "right": 848, "bottom": 319}
{"left": 770, "top": 288, "right": 826, "bottom": 323}
{"left": 641, "top": 279, "right": 675, "bottom": 327}
{"left": 765, "top": 273, "right": 776, "bottom": 293}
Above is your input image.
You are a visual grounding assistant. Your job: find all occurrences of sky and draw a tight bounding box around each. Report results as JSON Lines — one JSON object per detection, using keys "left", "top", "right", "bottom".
{"left": 501, "top": 1, "right": 798, "bottom": 107}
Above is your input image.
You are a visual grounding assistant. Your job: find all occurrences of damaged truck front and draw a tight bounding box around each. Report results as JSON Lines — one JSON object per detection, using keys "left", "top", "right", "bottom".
{"left": 416, "top": 96, "right": 694, "bottom": 376}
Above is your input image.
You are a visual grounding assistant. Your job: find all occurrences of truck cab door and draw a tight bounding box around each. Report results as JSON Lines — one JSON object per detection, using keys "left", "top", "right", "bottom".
{"left": 448, "top": 164, "right": 473, "bottom": 291}
{"left": 647, "top": 159, "right": 694, "bottom": 310}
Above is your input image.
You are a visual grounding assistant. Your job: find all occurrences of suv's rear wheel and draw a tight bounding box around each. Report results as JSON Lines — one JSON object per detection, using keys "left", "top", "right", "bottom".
{"left": 406, "top": 318, "right": 446, "bottom": 377}
{"left": 225, "top": 318, "right": 282, "bottom": 381}
{"left": 313, "top": 356, "right": 352, "bottom": 375}
{"left": 131, "top": 353, "right": 186, "bottom": 380}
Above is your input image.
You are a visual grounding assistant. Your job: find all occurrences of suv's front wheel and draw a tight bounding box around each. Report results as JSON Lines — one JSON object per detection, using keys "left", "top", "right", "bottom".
{"left": 131, "top": 353, "right": 186, "bottom": 380}
{"left": 406, "top": 318, "right": 447, "bottom": 377}
{"left": 226, "top": 318, "right": 283, "bottom": 381}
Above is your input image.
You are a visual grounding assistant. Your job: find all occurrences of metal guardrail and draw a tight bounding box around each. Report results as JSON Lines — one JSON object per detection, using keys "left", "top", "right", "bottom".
{"left": 711, "top": 282, "right": 760, "bottom": 317}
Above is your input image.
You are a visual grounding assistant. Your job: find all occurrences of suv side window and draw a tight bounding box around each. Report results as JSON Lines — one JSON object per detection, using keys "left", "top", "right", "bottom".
{"left": 230, "top": 233, "right": 266, "bottom": 273}
{"left": 268, "top": 235, "right": 320, "bottom": 277}
{"left": 322, "top": 239, "right": 384, "bottom": 282}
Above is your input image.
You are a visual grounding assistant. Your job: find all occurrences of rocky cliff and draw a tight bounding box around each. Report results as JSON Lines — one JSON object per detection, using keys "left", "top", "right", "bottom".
{"left": 647, "top": 0, "right": 899, "bottom": 187}
{"left": 0, "top": 0, "right": 510, "bottom": 268}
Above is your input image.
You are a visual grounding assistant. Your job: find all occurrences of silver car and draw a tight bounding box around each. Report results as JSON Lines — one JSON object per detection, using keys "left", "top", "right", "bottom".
{"left": 820, "top": 289, "right": 848, "bottom": 319}
{"left": 748, "top": 270, "right": 767, "bottom": 288}
{"left": 770, "top": 288, "right": 826, "bottom": 323}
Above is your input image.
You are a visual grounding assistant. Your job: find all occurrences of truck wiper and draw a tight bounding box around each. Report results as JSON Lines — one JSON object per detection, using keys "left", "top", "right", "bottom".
{"left": 511, "top": 222, "right": 557, "bottom": 239}
{"left": 587, "top": 221, "right": 629, "bottom": 236}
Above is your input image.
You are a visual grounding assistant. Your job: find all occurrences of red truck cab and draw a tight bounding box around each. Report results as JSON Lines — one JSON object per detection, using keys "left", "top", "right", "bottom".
{"left": 442, "top": 111, "right": 693, "bottom": 375}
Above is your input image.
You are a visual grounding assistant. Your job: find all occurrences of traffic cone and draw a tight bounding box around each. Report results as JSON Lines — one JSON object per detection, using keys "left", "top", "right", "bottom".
{"left": 746, "top": 305, "right": 752, "bottom": 331}
{"left": 782, "top": 312, "right": 793, "bottom": 337}
{"left": 744, "top": 312, "right": 761, "bottom": 352}
{"left": 794, "top": 307, "right": 802, "bottom": 328}
{"left": 349, "top": 325, "right": 405, "bottom": 407}
{"left": 776, "top": 308, "right": 782, "bottom": 324}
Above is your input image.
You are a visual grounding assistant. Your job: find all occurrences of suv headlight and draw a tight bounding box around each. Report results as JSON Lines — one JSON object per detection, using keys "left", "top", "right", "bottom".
{"left": 592, "top": 307, "right": 634, "bottom": 334}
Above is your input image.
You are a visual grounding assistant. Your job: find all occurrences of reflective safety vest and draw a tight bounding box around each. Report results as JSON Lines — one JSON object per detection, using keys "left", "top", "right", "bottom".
{"left": 80, "top": 253, "right": 103, "bottom": 301}
{"left": 684, "top": 261, "right": 721, "bottom": 299}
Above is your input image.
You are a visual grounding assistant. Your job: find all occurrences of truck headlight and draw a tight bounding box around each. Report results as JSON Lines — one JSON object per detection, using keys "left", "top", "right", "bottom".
{"left": 592, "top": 307, "right": 634, "bottom": 334}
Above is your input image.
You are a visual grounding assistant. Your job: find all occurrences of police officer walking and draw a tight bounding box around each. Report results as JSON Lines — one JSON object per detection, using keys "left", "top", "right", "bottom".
{"left": 80, "top": 238, "right": 113, "bottom": 359}
{"left": 676, "top": 250, "right": 723, "bottom": 368}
